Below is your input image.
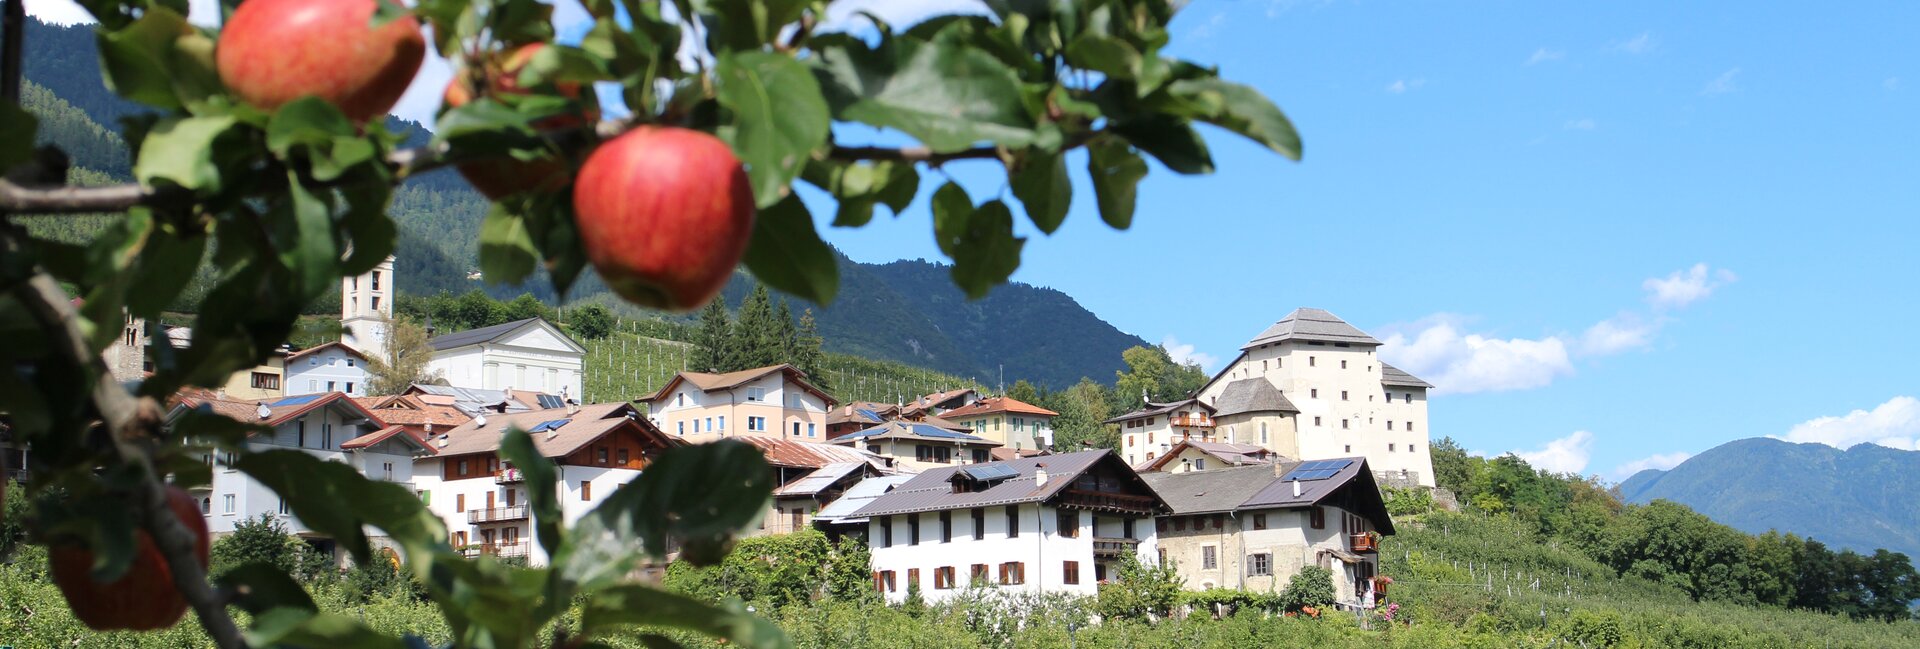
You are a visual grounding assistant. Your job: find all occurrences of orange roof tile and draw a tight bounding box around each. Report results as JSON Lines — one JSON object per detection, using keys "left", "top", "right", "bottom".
{"left": 941, "top": 396, "right": 1058, "bottom": 419}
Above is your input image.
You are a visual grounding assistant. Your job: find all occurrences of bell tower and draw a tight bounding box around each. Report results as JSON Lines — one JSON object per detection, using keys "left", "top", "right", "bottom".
{"left": 342, "top": 256, "right": 395, "bottom": 361}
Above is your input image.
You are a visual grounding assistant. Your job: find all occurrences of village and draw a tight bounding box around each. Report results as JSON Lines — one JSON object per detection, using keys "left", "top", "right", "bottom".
{"left": 26, "top": 257, "right": 1432, "bottom": 614}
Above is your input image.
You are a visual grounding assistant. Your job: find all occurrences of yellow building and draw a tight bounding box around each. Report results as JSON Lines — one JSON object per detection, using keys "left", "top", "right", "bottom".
{"left": 639, "top": 364, "right": 836, "bottom": 443}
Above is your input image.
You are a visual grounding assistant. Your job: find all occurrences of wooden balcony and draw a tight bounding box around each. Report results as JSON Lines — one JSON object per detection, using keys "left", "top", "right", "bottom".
{"left": 1349, "top": 533, "right": 1378, "bottom": 553}
{"left": 495, "top": 468, "right": 524, "bottom": 484}
{"left": 468, "top": 505, "right": 529, "bottom": 524}
{"left": 1092, "top": 537, "right": 1140, "bottom": 560}
{"left": 1056, "top": 489, "right": 1159, "bottom": 515}
{"left": 1169, "top": 416, "right": 1215, "bottom": 428}
{"left": 461, "top": 542, "right": 530, "bottom": 559}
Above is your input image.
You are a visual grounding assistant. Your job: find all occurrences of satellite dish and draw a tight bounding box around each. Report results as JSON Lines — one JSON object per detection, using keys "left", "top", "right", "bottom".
{"left": 474, "top": 413, "right": 488, "bottom": 428}
{"left": 256, "top": 403, "right": 271, "bottom": 420}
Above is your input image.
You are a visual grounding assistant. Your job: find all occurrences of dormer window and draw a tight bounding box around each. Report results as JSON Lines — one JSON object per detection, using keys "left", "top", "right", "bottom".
{"left": 746, "top": 387, "right": 766, "bottom": 402}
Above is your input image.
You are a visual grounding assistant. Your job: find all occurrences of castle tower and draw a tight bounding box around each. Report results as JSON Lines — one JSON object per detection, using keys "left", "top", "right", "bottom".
{"left": 342, "top": 256, "right": 395, "bottom": 361}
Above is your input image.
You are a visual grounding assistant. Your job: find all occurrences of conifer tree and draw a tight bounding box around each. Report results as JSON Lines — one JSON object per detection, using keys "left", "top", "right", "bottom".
{"left": 732, "top": 285, "right": 781, "bottom": 369}
{"left": 777, "top": 299, "right": 799, "bottom": 364}
{"left": 795, "top": 308, "right": 827, "bottom": 389}
{"left": 693, "top": 297, "right": 733, "bottom": 373}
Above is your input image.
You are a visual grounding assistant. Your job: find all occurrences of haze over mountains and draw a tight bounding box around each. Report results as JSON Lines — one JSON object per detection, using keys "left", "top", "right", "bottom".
{"left": 20, "top": 17, "right": 1151, "bottom": 390}
{"left": 1618, "top": 437, "right": 1920, "bottom": 561}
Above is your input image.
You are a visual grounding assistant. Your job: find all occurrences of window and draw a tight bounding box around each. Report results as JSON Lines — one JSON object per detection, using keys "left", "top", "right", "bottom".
{"left": 746, "top": 387, "right": 766, "bottom": 402}
{"left": 693, "top": 419, "right": 701, "bottom": 433}
{"left": 1005, "top": 506, "right": 1020, "bottom": 538}
{"left": 1158, "top": 548, "right": 1168, "bottom": 565}
{"left": 457, "top": 459, "right": 469, "bottom": 475}
{"left": 1341, "top": 390, "right": 1349, "bottom": 401}
{"left": 972, "top": 448, "right": 989, "bottom": 464}
{"left": 748, "top": 417, "right": 766, "bottom": 431}
{"left": 346, "top": 358, "right": 355, "bottom": 367}
{"left": 322, "top": 424, "right": 334, "bottom": 448}
{"left": 934, "top": 566, "right": 956, "bottom": 589}
{"left": 1341, "top": 359, "right": 1348, "bottom": 369}
{"left": 1195, "top": 459, "right": 1207, "bottom": 470}
{"left": 1409, "top": 421, "right": 1417, "bottom": 432}
{"left": 1310, "top": 389, "right": 1318, "bottom": 398}
{"left": 970, "top": 564, "right": 990, "bottom": 585}
{"left": 278, "top": 498, "right": 289, "bottom": 515}
{"left": 1389, "top": 443, "right": 1396, "bottom": 451}
{"left": 1387, "top": 421, "right": 1395, "bottom": 431}
{"left": 998, "top": 562, "right": 1026, "bottom": 585}
{"left": 201, "top": 497, "right": 211, "bottom": 514}
{"left": 909, "top": 515, "right": 921, "bottom": 546}
{"left": 250, "top": 372, "right": 279, "bottom": 390}
{"left": 879, "top": 516, "right": 893, "bottom": 547}
{"left": 223, "top": 494, "right": 235, "bottom": 514}
{"left": 1202, "top": 545, "right": 1218, "bottom": 569}
{"left": 1310, "top": 506, "right": 1325, "bottom": 529}
{"left": 371, "top": 296, "right": 381, "bottom": 313}
{"left": 940, "top": 511, "right": 952, "bottom": 543}
{"left": 676, "top": 394, "right": 685, "bottom": 407}
{"left": 677, "top": 422, "right": 686, "bottom": 435}
{"left": 1345, "top": 445, "right": 1352, "bottom": 453}
{"left": 309, "top": 357, "right": 318, "bottom": 367}
{"left": 327, "top": 381, "right": 336, "bottom": 392}
{"left": 297, "top": 420, "right": 307, "bottom": 447}
{"left": 457, "top": 494, "right": 466, "bottom": 512}
{"left": 972, "top": 508, "right": 985, "bottom": 540}
{"left": 1260, "top": 422, "right": 1269, "bottom": 444}
{"left": 1124, "top": 518, "right": 1136, "bottom": 539}
{"left": 1262, "top": 360, "right": 1268, "bottom": 371}
{"left": 1309, "top": 356, "right": 1316, "bottom": 367}
{"left": 874, "top": 570, "right": 897, "bottom": 593}
{"left": 1314, "top": 416, "right": 1322, "bottom": 426}
{"left": 792, "top": 422, "right": 801, "bottom": 437}
{"left": 1058, "top": 509, "right": 1079, "bottom": 538}
{"left": 1411, "top": 444, "right": 1418, "bottom": 453}
{"left": 718, "top": 416, "right": 725, "bottom": 430}
{"left": 808, "top": 423, "right": 817, "bottom": 437}
{"left": 706, "top": 417, "right": 714, "bottom": 432}
{"left": 1063, "top": 561, "right": 1081, "bottom": 585}
{"left": 1174, "top": 517, "right": 1187, "bottom": 531}
{"left": 617, "top": 449, "right": 630, "bottom": 465}
{"left": 1405, "top": 393, "right": 1413, "bottom": 404}
{"left": 371, "top": 271, "right": 380, "bottom": 290}
{"left": 597, "top": 447, "right": 609, "bottom": 464}
{"left": 1253, "top": 514, "right": 1268, "bottom": 530}
{"left": 1342, "top": 419, "right": 1350, "bottom": 430}
{"left": 345, "top": 382, "right": 354, "bottom": 394}
{"left": 1249, "top": 553, "right": 1273, "bottom": 577}
{"left": 580, "top": 481, "right": 592, "bottom": 501}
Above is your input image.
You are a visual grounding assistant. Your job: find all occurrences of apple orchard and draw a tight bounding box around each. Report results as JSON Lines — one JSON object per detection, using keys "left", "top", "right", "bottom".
{"left": 0, "top": 0, "right": 1301, "bottom": 646}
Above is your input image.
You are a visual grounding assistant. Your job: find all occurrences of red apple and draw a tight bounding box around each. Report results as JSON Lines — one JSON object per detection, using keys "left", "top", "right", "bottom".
{"left": 443, "top": 43, "right": 595, "bottom": 199}
{"left": 50, "top": 486, "right": 210, "bottom": 631}
{"left": 573, "top": 127, "right": 755, "bottom": 312}
{"left": 216, "top": 0, "right": 425, "bottom": 123}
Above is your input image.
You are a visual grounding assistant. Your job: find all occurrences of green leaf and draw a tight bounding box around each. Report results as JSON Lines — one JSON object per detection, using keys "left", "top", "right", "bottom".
{"left": 267, "top": 97, "right": 357, "bottom": 159}
{"left": 283, "top": 172, "right": 342, "bottom": 298}
{"left": 134, "top": 115, "right": 239, "bottom": 192}
{"left": 497, "top": 428, "right": 564, "bottom": 557}
{"left": 1112, "top": 115, "right": 1214, "bottom": 175}
{"left": 518, "top": 43, "right": 614, "bottom": 87}
{"left": 236, "top": 450, "right": 447, "bottom": 565}
{"left": 929, "top": 181, "right": 973, "bottom": 258}
{"left": 95, "top": 6, "right": 187, "bottom": 109}
{"left": 125, "top": 226, "right": 207, "bottom": 316}
{"left": 1086, "top": 138, "right": 1148, "bottom": 230}
{"left": 1170, "top": 78, "right": 1302, "bottom": 160}
{"left": 1065, "top": 34, "right": 1141, "bottom": 81}
{"left": 0, "top": 98, "right": 37, "bottom": 173}
{"left": 219, "top": 563, "right": 319, "bottom": 615}
{"left": 800, "top": 160, "right": 918, "bottom": 227}
{"left": 742, "top": 195, "right": 839, "bottom": 304}
{"left": 580, "top": 586, "right": 791, "bottom": 649}
{"left": 813, "top": 33, "right": 1035, "bottom": 152}
{"left": 560, "top": 441, "right": 774, "bottom": 592}
{"left": 717, "top": 52, "right": 832, "bottom": 208}
{"left": 246, "top": 609, "right": 413, "bottom": 649}
{"left": 478, "top": 204, "right": 539, "bottom": 286}
{"left": 941, "top": 200, "right": 1025, "bottom": 300}
{"left": 1008, "top": 149, "right": 1071, "bottom": 234}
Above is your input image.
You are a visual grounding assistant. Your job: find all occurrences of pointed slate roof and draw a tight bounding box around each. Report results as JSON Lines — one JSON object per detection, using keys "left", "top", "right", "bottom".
{"left": 1241, "top": 308, "right": 1380, "bottom": 349}
{"left": 1212, "top": 378, "right": 1298, "bottom": 416}
{"left": 1380, "top": 363, "right": 1434, "bottom": 389}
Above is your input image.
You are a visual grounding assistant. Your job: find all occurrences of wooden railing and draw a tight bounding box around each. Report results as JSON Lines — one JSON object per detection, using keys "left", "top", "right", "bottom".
{"left": 461, "top": 542, "right": 530, "bottom": 559}
{"left": 468, "top": 505, "right": 529, "bottom": 524}
{"left": 1056, "top": 489, "right": 1158, "bottom": 514}
{"left": 1092, "top": 537, "right": 1139, "bottom": 559}
{"left": 1169, "top": 416, "right": 1214, "bottom": 427}
{"left": 1349, "top": 533, "right": 1377, "bottom": 553}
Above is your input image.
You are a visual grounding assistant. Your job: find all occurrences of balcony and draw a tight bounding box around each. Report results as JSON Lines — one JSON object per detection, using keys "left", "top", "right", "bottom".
{"left": 495, "top": 468, "right": 524, "bottom": 485}
{"left": 1092, "top": 537, "right": 1140, "bottom": 560}
{"left": 1056, "top": 489, "right": 1159, "bottom": 515}
{"left": 461, "top": 542, "right": 530, "bottom": 559}
{"left": 467, "top": 505, "right": 529, "bottom": 524}
{"left": 1349, "top": 533, "right": 1378, "bottom": 553}
{"left": 1169, "top": 416, "right": 1215, "bottom": 428}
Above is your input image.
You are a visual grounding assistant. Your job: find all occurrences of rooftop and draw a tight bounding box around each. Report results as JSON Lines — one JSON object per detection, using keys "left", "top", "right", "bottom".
{"left": 941, "top": 396, "right": 1059, "bottom": 419}
{"left": 1380, "top": 363, "right": 1434, "bottom": 389}
{"left": 849, "top": 450, "right": 1161, "bottom": 517}
{"left": 639, "top": 364, "right": 836, "bottom": 407}
{"left": 427, "top": 402, "right": 675, "bottom": 459}
{"left": 1241, "top": 308, "right": 1381, "bottom": 349}
{"left": 1105, "top": 398, "right": 1214, "bottom": 423}
{"left": 1212, "top": 378, "right": 1298, "bottom": 416}
{"left": 833, "top": 421, "right": 1003, "bottom": 447}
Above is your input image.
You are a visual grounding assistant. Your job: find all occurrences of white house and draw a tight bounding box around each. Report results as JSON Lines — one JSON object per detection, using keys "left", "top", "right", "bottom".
{"left": 851, "top": 450, "right": 1168, "bottom": 603}
{"left": 411, "top": 402, "right": 678, "bottom": 565}
{"left": 1140, "top": 458, "right": 1395, "bottom": 605}
{"left": 285, "top": 342, "right": 372, "bottom": 397}
{"left": 1111, "top": 398, "right": 1221, "bottom": 466}
{"left": 426, "top": 317, "right": 586, "bottom": 402}
{"left": 1192, "top": 308, "right": 1436, "bottom": 488}
{"left": 170, "top": 391, "right": 432, "bottom": 559}
{"left": 639, "top": 364, "right": 835, "bottom": 443}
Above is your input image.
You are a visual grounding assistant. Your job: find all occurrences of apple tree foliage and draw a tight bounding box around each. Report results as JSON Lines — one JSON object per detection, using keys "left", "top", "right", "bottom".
{"left": 0, "top": 0, "right": 1298, "bottom": 647}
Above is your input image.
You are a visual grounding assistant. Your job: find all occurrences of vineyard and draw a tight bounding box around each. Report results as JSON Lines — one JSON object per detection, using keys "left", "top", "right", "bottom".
{"left": 580, "top": 327, "right": 986, "bottom": 407}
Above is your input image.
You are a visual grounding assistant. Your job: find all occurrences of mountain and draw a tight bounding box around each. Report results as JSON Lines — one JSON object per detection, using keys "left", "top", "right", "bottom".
{"left": 1618, "top": 437, "right": 1920, "bottom": 560}
{"left": 18, "top": 16, "right": 1150, "bottom": 388}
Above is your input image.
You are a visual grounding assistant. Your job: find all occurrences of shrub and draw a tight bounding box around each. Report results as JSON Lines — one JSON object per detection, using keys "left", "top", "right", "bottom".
{"left": 1094, "top": 552, "right": 1182, "bottom": 620}
{"left": 1278, "top": 566, "right": 1336, "bottom": 612}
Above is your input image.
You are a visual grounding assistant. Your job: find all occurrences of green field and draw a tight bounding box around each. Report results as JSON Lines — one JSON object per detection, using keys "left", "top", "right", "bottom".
{"left": 580, "top": 329, "right": 985, "bottom": 406}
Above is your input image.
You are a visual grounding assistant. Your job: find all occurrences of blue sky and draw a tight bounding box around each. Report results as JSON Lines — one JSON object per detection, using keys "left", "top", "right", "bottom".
{"left": 30, "top": 0, "right": 1920, "bottom": 479}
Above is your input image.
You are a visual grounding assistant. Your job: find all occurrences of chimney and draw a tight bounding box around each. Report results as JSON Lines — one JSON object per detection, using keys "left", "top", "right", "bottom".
{"left": 1034, "top": 463, "right": 1048, "bottom": 488}
{"left": 568, "top": 401, "right": 579, "bottom": 415}
{"left": 426, "top": 422, "right": 434, "bottom": 435}
{"left": 435, "top": 435, "right": 448, "bottom": 449}
{"left": 1273, "top": 461, "right": 1286, "bottom": 477}
{"left": 1291, "top": 479, "right": 1302, "bottom": 498}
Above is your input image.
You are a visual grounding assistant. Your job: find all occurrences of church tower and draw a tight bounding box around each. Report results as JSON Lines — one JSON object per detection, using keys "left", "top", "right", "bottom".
{"left": 342, "top": 256, "right": 395, "bottom": 361}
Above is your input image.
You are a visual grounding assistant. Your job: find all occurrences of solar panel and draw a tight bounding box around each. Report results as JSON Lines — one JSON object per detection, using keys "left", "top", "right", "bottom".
{"left": 269, "top": 394, "right": 324, "bottom": 407}
{"left": 536, "top": 394, "right": 565, "bottom": 409}
{"left": 857, "top": 409, "right": 884, "bottom": 422}
{"left": 528, "top": 419, "right": 572, "bottom": 432}
{"left": 912, "top": 425, "right": 983, "bottom": 441}
{"left": 962, "top": 464, "right": 1019, "bottom": 482}
{"left": 1279, "top": 458, "right": 1353, "bottom": 482}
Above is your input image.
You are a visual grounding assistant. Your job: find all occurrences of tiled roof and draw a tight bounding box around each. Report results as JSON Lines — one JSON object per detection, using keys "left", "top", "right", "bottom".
{"left": 834, "top": 421, "right": 1002, "bottom": 447}
{"left": 849, "top": 450, "right": 1158, "bottom": 517}
{"left": 735, "top": 436, "right": 908, "bottom": 472}
{"left": 773, "top": 462, "right": 869, "bottom": 497}
{"left": 940, "top": 396, "right": 1059, "bottom": 419}
{"left": 1106, "top": 398, "right": 1213, "bottom": 423}
{"left": 813, "top": 475, "right": 916, "bottom": 523}
{"left": 1241, "top": 308, "right": 1381, "bottom": 349}
{"left": 1380, "top": 363, "right": 1434, "bottom": 389}
{"left": 1137, "top": 441, "right": 1279, "bottom": 472}
{"left": 639, "top": 364, "right": 836, "bottom": 408}
{"left": 1140, "top": 465, "right": 1283, "bottom": 515}
{"left": 1141, "top": 457, "right": 1392, "bottom": 533}
{"left": 427, "top": 317, "right": 545, "bottom": 351}
{"left": 428, "top": 402, "right": 676, "bottom": 459}
{"left": 339, "top": 425, "right": 432, "bottom": 453}
{"left": 353, "top": 395, "right": 470, "bottom": 431}
{"left": 172, "top": 391, "right": 379, "bottom": 430}
{"left": 990, "top": 447, "right": 1047, "bottom": 462}
{"left": 901, "top": 388, "right": 979, "bottom": 415}
{"left": 1212, "top": 379, "right": 1298, "bottom": 416}
{"left": 286, "top": 341, "right": 368, "bottom": 363}
{"left": 828, "top": 401, "right": 899, "bottom": 426}
{"left": 402, "top": 384, "right": 550, "bottom": 416}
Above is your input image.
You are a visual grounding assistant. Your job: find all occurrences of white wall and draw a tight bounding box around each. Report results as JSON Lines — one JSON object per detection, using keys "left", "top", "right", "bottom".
{"left": 413, "top": 456, "right": 642, "bottom": 566}
{"left": 286, "top": 349, "right": 371, "bottom": 396}
{"left": 199, "top": 407, "right": 402, "bottom": 537}
{"left": 427, "top": 322, "right": 585, "bottom": 400}
{"left": 867, "top": 502, "right": 1158, "bottom": 604}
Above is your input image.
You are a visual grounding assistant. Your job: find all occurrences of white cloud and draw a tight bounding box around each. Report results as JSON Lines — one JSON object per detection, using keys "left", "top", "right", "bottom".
{"left": 1563, "top": 118, "right": 1597, "bottom": 130}
{"left": 1643, "top": 263, "right": 1736, "bottom": 309}
{"left": 1775, "top": 396, "right": 1920, "bottom": 451}
{"left": 1513, "top": 431, "right": 1593, "bottom": 475}
{"left": 1385, "top": 78, "right": 1425, "bottom": 94}
{"left": 1579, "top": 313, "right": 1655, "bottom": 355}
{"left": 1608, "top": 451, "right": 1692, "bottom": 480}
{"left": 1161, "top": 336, "right": 1219, "bottom": 372}
{"left": 1379, "top": 316, "right": 1574, "bottom": 394}
{"left": 1611, "top": 32, "right": 1656, "bottom": 54}
{"left": 1527, "top": 48, "right": 1565, "bottom": 65}
{"left": 1701, "top": 68, "right": 1741, "bottom": 96}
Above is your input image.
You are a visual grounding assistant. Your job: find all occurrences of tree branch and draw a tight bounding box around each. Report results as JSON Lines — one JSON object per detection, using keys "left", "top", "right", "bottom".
{"left": 0, "top": 231, "right": 250, "bottom": 649}
{"left": 826, "top": 145, "right": 1002, "bottom": 164}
